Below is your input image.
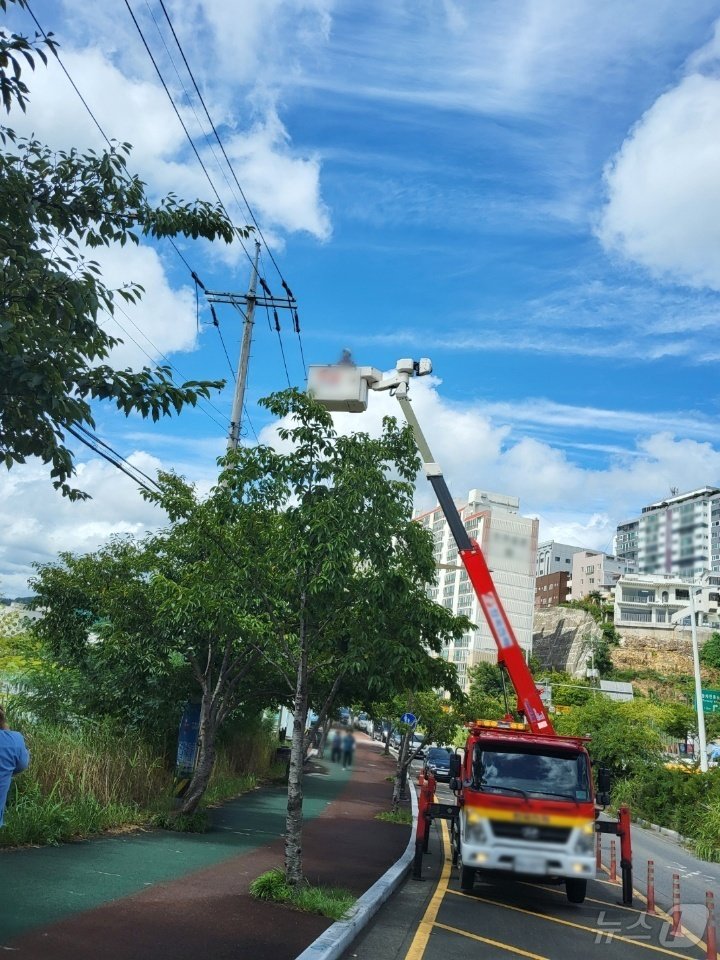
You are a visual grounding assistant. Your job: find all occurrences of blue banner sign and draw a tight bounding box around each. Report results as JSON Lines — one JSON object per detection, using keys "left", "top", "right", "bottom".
{"left": 176, "top": 702, "right": 201, "bottom": 775}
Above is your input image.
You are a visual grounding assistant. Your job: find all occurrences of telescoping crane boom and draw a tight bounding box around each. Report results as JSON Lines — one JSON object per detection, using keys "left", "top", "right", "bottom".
{"left": 308, "top": 356, "right": 633, "bottom": 906}
{"left": 308, "top": 356, "right": 552, "bottom": 732}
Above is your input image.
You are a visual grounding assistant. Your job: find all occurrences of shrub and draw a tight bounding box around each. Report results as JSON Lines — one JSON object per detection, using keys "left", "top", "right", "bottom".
{"left": 151, "top": 810, "right": 209, "bottom": 833}
{"left": 248, "top": 869, "right": 356, "bottom": 920}
{"left": 249, "top": 868, "right": 292, "bottom": 902}
{"left": 375, "top": 809, "right": 412, "bottom": 825}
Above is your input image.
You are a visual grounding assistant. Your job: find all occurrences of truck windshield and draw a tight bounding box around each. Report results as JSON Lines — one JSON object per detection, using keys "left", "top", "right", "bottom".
{"left": 472, "top": 745, "right": 590, "bottom": 802}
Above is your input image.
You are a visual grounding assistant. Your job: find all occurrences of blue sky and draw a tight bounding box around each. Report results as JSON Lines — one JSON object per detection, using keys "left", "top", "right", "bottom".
{"left": 3, "top": 0, "right": 720, "bottom": 594}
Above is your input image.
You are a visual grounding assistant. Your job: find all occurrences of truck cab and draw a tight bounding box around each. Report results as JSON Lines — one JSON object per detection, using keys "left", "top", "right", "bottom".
{"left": 454, "top": 720, "right": 596, "bottom": 903}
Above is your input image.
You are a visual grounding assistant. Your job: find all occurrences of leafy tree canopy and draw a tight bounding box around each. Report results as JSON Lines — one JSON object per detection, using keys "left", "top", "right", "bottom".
{"left": 700, "top": 632, "right": 720, "bottom": 671}
{"left": 0, "top": 0, "right": 245, "bottom": 498}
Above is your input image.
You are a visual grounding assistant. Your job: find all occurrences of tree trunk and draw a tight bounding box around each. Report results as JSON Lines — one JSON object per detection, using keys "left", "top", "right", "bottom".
{"left": 180, "top": 694, "right": 217, "bottom": 815}
{"left": 316, "top": 718, "right": 330, "bottom": 759}
{"left": 285, "top": 618, "right": 308, "bottom": 886}
{"left": 392, "top": 733, "right": 410, "bottom": 812}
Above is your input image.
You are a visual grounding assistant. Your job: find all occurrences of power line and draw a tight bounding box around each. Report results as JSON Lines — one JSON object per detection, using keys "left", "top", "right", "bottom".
{"left": 209, "top": 304, "right": 237, "bottom": 384}
{"left": 23, "top": 0, "right": 241, "bottom": 415}
{"left": 63, "top": 424, "right": 158, "bottom": 496}
{"left": 156, "top": 0, "right": 287, "bottom": 288}
{"left": 243, "top": 404, "right": 260, "bottom": 445}
{"left": 107, "top": 303, "right": 232, "bottom": 434}
{"left": 73, "top": 423, "right": 162, "bottom": 491}
{"left": 142, "top": 1, "right": 250, "bottom": 237}
{"left": 154, "top": 0, "right": 309, "bottom": 381}
{"left": 25, "top": 2, "right": 112, "bottom": 149}
{"left": 123, "top": 0, "right": 256, "bottom": 272}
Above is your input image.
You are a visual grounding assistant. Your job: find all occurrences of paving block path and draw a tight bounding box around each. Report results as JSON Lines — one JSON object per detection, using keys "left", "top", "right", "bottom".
{"left": 1, "top": 737, "right": 408, "bottom": 960}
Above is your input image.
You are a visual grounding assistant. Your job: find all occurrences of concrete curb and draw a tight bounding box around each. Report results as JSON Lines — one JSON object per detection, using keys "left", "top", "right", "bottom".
{"left": 294, "top": 780, "right": 419, "bottom": 960}
{"left": 633, "top": 816, "right": 686, "bottom": 843}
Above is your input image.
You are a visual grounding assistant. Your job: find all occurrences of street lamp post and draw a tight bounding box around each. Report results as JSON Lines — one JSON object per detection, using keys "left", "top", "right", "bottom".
{"left": 689, "top": 584, "right": 709, "bottom": 773}
{"left": 673, "top": 575, "right": 710, "bottom": 772}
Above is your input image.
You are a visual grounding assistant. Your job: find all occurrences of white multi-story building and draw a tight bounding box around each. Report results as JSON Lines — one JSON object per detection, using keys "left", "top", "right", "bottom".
{"left": 536, "top": 541, "right": 586, "bottom": 578}
{"left": 614, "top": 573, "right": 720, "bottom": 630}
{"left": 616, "top": 487, "right": 720, "bottom": 578}
{"left": 570, "top": 551, "right": 635, "bottom": 601}
{"left": 415, "top": 489, "right": 538, "bottom": 692}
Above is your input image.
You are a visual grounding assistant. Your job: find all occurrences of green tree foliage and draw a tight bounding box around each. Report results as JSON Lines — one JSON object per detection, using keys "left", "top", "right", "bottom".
{"left": 554, "top": 696, "right": 663, "bottom": 779}
{"left": 30, "top": 389, "right": 467, "bottom": 882}
{"left": 29, "top": 455, "right": 289, "bottom": 802}
{"left": 0, "top": 0, "right": 56, "bottom": 113}
{"left": 0, "top": 1, "right": 243, "bottom": 498}
{"left": 700, "top": 632, "right": 720, "bottom": 671}
{"left": 247, "top": 390, "right": 467, "bottom": 884}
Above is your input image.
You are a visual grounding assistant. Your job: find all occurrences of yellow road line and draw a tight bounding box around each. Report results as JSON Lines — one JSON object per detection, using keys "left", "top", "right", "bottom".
{"left": 433, "top": 921, "right": 550, "bottom": 959}
{"left": 520, "top": 881, "right": 651, "bottom": 916}
{"left": 447, "top": 889, "right": 699, "bottom": 959}
{"left": 403, "top": 820, "right": 452, "bottom": 960}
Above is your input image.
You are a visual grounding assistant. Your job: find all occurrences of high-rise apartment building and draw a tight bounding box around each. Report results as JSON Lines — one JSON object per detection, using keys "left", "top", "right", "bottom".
{"left": 415, "top": 489, "right": 538, "bottom": 692}
{"left": 616, "top": 487, "right": 720, "bottom": 577}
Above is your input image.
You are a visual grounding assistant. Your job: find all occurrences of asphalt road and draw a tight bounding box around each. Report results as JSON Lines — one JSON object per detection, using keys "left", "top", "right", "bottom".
{"left": 608, "top": 816, "right": 720, "bottom": 947}
{"left": 345, "top": 766, "right": 712, "bottom": 960}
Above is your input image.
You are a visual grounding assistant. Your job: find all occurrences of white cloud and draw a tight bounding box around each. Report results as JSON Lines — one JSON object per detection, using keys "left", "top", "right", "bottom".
{"left": 261, "top": 377, "right": 720, "bottom": 541}
{"left": 12, "top": 20, "right": 331, "bottom": 243}
{"left": 94, "top": 242, "right": 199, "bottom": 369}
{"left": 0, "top": 455, "right": 167, "bottom": 598}
{"left": 5, "top": 380, "right": 720, "bottom": 595}
{"left": 292, "top": 0, "right": 716, "bottom": 116}
{"left": 598, "top": 21, "right": 720, "bottom": 289}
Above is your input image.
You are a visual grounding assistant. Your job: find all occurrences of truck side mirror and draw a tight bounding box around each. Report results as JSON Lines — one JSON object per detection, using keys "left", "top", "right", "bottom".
{"left": 449, "top": 754, "right": 461, "bottom": 778}
{"left": 597, "top": 766, "right": 611, "bottom": 806}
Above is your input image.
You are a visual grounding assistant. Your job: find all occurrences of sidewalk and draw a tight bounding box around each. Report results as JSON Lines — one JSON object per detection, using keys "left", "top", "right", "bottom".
{"left": 1, "top": 736, "right": 409, "bottom": 959}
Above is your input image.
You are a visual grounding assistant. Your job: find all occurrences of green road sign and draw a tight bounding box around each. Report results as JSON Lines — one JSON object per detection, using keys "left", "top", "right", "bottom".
{"left": 700, "top": 688, "right": 720, "bottom": 713}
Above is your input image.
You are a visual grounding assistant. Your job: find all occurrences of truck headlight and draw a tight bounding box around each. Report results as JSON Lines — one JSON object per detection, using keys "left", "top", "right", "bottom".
{"left": 466, "top": 820, "right": 488, "bottom": 844}
{"left": 573, "top": 824, "right": 595, "bottom": 854}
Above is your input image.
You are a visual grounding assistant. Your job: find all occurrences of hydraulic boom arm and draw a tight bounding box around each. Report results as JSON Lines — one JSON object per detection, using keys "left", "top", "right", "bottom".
{"left": 395, "top": 394, "right": 554, "bottom": 735}
{"left": 307, "top": 355, "right": 554, "bottom": 735}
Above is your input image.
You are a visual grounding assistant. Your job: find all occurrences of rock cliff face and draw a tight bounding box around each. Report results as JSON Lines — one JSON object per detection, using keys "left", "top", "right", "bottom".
{"left": 532, "top": 608, "right": 602, "bottom": 677}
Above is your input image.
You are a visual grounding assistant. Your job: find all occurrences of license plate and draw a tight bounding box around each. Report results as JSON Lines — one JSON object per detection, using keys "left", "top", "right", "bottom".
{"left": 515, "top": 856, "right": 544, "bottom": 874}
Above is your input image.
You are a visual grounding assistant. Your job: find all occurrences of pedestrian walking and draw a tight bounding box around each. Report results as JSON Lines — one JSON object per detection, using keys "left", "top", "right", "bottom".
{"left": 330, "top": 728, "right": 342, "bottom": 763}
{"left": 342, "top": 730, "right": 356, "bottom": 769}
{"left": 0, "top": 704, "right": 29, "bottom": 827}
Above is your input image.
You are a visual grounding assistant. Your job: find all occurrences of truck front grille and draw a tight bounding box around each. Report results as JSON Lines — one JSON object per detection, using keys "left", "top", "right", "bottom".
{"left": 489, "top": 821, "right": 571, "bottom": 844}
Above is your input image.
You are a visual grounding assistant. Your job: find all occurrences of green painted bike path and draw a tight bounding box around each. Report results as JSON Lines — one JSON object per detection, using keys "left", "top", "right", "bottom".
{"left": 1, "top": 761, "right": 350, "bottom": 943}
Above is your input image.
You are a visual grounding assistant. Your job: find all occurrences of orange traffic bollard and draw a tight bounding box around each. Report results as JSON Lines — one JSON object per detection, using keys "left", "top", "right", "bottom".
{"left": 609, "top": 838, "right": 617, "bottom": 883}
{"left": 670, "top": 873, "right": 682, "bottom": 938}
{"left": 707, "top": 891, "right": 717, "bottom": 960}
{"left": 646, "top": 860, "right": 655, "bottom": 915}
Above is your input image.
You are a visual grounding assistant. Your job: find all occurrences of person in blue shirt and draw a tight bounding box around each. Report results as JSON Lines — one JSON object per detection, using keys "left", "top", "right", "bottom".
{"left": 0, "top": 704, "right": 29, "bottom": 827}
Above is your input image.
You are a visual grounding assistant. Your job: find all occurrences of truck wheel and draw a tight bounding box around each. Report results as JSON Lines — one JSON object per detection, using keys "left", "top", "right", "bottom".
{"left": 460, "top": 864, "right": 475, "bottom": 891}
{"left": 565, "top": 878, "right": 587, "bottom": 904}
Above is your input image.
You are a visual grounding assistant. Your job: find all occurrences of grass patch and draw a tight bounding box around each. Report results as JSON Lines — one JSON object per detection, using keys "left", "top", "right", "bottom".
{"left": 375, "top": 809, "right": 412, "bottom": 825}
{"left": 1, "top": 717, "right": 280, "bottom": 847}
{"left": 249, "top": 868, "right": 356, "bottom": 920}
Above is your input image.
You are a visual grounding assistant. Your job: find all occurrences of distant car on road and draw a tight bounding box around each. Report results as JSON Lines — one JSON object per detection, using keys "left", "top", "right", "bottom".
{"left": 423, "top": 746, "right": 454, "bottom": 781}
{"left": 410, "top": 734, "right": 427, "bottom": 760}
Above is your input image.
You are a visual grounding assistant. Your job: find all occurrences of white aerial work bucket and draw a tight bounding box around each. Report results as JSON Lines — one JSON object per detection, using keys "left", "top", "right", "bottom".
{"left": 307, "top": 364, "right": 369, "bottom": 412}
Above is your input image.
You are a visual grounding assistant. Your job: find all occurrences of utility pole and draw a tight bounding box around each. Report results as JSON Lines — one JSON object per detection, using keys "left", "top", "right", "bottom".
{"left": 205, "top": 240, "right": 297, "bottom": 451}
{"left": 227, "top": 240, "right": 259, "bottom": 451}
